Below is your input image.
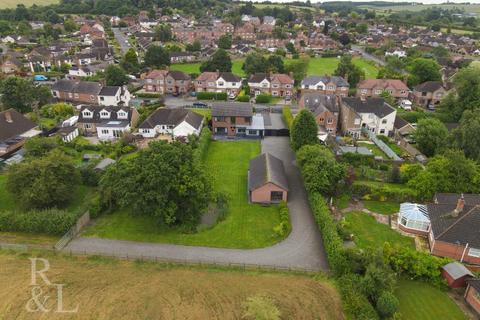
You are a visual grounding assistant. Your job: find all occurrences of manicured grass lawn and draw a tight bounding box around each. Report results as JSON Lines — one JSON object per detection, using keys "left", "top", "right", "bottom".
{"left": 355, "top": 180, "right": 412, "bottom": 193}
{"left": 187, "top": 108, "right": 212, "bottom": 121}
{"left": 344, "top": 211, "right": 414, "bottom": 249}
{"left": 395, "top": 279, "right": 467, "bottom": 320}
{"left": 358, "top": 142, "right": 387, "bottom": 158}
{"left": 363, "top": 200, "right": 400, "bottom": 215}
{"left": 288, "top": 57, "right": 379, "bottom": 78}
{"left": 85, "top": 141, "right": 285, "bottom": 249}
{"left": 170, "top": 59, "right": 246, "bottom": 77}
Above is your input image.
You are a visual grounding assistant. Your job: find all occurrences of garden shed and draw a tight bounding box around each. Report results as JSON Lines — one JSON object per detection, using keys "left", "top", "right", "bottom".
{"left": 398, "top": 203, "right": 430, "bottom": 235}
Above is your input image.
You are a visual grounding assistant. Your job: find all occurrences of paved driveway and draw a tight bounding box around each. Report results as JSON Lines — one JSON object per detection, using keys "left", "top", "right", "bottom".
{"left": 65, "top": 137, "right": 329, "bottom": 271}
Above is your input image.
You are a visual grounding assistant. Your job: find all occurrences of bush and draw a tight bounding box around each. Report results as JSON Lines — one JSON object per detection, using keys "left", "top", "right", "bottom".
{"left": 273, "top": 201, "right": 290, "bottom": 237}
{"left": 340, "top": 152, "right": 375, "bottom": 167}
{"left": 282, "top": 107, "right": 293, "bottom": 131}
{"left": 338, "top": 274, "right": 379, "bottom": 320}
{"left": 135, "top": 92, "right": 162, "bottom": 98}
{"left": 255, "top": 94, "right": 273, "bottom": 104}
{"left": 351, "top": 181, "right": 417, "bottom": 202}
{"left": 243, "top": 295, "right": 281, "bottom": 320}
{"left": 376, "top": 291, "right": 399, "bottom": 319}
{"left": 236, "top": 95, "right": 250, "bottom": 102}
{"left": 197, "top": 92, "right": 227, "bottom": 100}
{"left": 0, "top": 209, "right": 78, "bottom": 235}
{"left": 193, "top": 128, "right": 212, "bottom": 162}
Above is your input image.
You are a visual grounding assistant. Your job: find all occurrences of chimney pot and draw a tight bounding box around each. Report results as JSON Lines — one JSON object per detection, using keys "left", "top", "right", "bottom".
{"left": 4, "top": 111, "right": 12, "bottom": 123}
{"left": 456, "top": 194, "right": 465, "bottom": 213}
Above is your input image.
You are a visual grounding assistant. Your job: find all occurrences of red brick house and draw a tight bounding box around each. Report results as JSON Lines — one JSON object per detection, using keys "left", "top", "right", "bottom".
{"left": 144, "top": 69, "right": 191, "bottom": 95}
{"left": 248, "top": 73, "right": 294, "bottom": 98}
{"left": 211, "top": 103, "right": 253, "bottom": 137}
{"left": 412, "top": 81, "right": 448, "bottom": 108}
{"left": 248, "top": 153, "right": 288, "bottom": 204}
{"left": 465, "top": 279, "right": 480, "bottom": 315}
{"left": 428, "top": 194, "right": 480, "bottom": 265}
{"left": 298, "top": 93, "right": 339, "bottom": 136}
{"left": 356, "top": 79, "right": 409, "bottom": 100}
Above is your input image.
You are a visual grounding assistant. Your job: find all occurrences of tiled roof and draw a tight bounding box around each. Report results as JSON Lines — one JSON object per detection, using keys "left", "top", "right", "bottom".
{"left": 357, "top": 79, "right": 409, "bottom": 91}
{"left": 0, "top": 109, "right": 37, "bottom": 142}
{"left": 342, "top": 97, "right": 396, "bottom": 118}
{"left": 139, "top": 108, "right": 203, "bottom": 129}
{"left": 248, "top": 153, "right": 288, "bottom": 191}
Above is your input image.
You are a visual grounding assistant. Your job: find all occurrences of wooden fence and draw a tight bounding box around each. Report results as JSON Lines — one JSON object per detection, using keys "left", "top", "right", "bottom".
{"left": 54, "top": 211, "right": 90, "bottom": 251}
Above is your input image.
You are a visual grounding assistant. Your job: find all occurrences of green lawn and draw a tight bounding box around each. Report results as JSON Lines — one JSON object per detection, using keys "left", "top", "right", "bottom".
{"left": 188, "top": 108, "right": 212, "bottom": 121}
{"left": 85, "top": 141, "right": 285, "bottom": 249}
{"left": 0, "top": 175, "right": 15, "bottom": 212}
{"left": 395, "top": 279, "right": 467, "bottom": 320}
{"left": 344, "top": 212, "right": 414, "bottom": 249}
{"left": 170, "top": 57, "right": 378, "bottom": 79}
{"left": 334, "top": 194, "right": 351, "bottom": 210}
{"left": 358, "top": 142, "right": 387, "bottom": 158}
{"left": 363, "top": 201, "right": 400, "bottom": 215}
{"left": 0, "top": 0, "right": 57, "bottom": 9}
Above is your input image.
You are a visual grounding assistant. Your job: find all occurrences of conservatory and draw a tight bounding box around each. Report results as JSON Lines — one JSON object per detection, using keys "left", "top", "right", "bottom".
{"left": 398, "top": 203, "right": 431, "bottom": 235}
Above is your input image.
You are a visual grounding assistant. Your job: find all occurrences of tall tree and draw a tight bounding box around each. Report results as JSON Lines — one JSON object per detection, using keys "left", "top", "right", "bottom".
{"left": 334, "top": 55, "right": 364, "bottom": 88}
{"left": 217, "top": 34, "right": 232, "bottom": 49}
{"left": 154, "top": 24, "right": 172, "bottom": 42}
{"left": 100, "top": 141, "right": 212, "bottom": 227}
{"left": 414, "top": 118, "right": 448, "bottom": 157}
{"left": 242, "top": 52, "right": 268, "bottom": 75}
{"left": 451, "top": 110, "right": 480, "bottom": 161}
{"left": 0, "top": 77, "right": 51, "bottom": 113}
{"left": 200, "top": 49, "right": 232, "bottom": 72}
{"left": 6, "top": 150, "right": 80, "bottom": 209}
{"left": 105, "top": 65, "right": 129, "bottom": 86}
{"left": 144, "top": 45, "right": 170, "bottom": 68}
{"left": 290, "top": 109, "right": 318, "bottom": 151}
{"left": 121, "top": 48, "right": 139, "bottom": 73}
{"left": 406, "top": 58, "right": 441, "bottom": 87}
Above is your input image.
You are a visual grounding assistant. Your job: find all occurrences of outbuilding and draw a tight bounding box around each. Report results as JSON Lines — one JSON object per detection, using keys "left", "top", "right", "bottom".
{"left": 442, "top": 262, "right": 474, "bottom": 288}
{"left": 248, "top": 153, "right": 288, "bottom": 204}
{"left": 398, "top": 203, "right": 430, "bottom": 235}
{"left": 465, "top": 279, "right": 480, "bottom": 315}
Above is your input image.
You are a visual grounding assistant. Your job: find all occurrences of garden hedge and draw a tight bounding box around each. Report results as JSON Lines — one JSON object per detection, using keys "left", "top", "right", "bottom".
{"left": 351, "top": 181, "right": 417, "bottom": 202}
{"left": 197, "top": 92, "right": 227, "bottom": 100}
{"left": 0, "top": 209, "right": 78, "bottom": 236}
{"left": 194, "top": 127, "right": 212, "bottom": 162}
{"left": 282, "top": 107, "right": 294, "bottom": 131}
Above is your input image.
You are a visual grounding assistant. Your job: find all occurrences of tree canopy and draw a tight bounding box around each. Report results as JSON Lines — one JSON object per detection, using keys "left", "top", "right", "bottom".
{"left": 105, "top": 64, "right": 129, "bottom": 86}
{"left": 290, "top": 109, "right": 318, "bottom": 151}
{"left": 334, "top": 55, "right": 364, "bottom": 88}
{"left": 406, "top": 58, "right": 441, "bottom": 87}
{"left": 6, "top": 150, "right": 80, "bottom": 209}
{"left": 0, "top": 77, "right": 51, "bottom": 113}
{"left": 414, "top": 118, "right": 448, "bottom": 157}
{"left": 200, "top": 49, "right": 232, "bottom": 73}
{"left": 100, "top": 141, "right": 212, "bottom": 228}
{"left": 144, "top": 45, "right": 170, "bottom": 69}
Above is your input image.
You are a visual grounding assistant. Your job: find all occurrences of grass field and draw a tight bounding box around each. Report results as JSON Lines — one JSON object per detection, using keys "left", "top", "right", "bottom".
{"left": 0, "top": 175, "right": 15, "bottom": 212}
{"left": 358, "top": 142, "right": 388, "bottom": 158}
{"left": 344, "top": 212, "right": 414, "bottom": 249}
{"left": 0, "top": 0, "right": 57, "bottom": 9}
{"left": 395, "top": 279, "right": 467, "bottom": 320}
{"left": 363, "top": 201, "right": 400, "bottom": 215}
{"left": 0, "top": 250, "right": 344, "bottom": 319}
{"left": 360, "top": 3, "right": 480, "bottom": 14}
{"left": 85, "top": 141, "right": 285, "bottom": 249}
{"left": 170, "top": 57, "right": 379, "bottom": 79}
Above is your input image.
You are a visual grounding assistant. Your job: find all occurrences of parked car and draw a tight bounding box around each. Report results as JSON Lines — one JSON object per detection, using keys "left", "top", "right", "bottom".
{"left": 193, "top": 102, "right": 208, "bottom": 108}
{"left": 34, "top": 75, "right": 48, "bottom": 81}
{"left": 399, "top": 99, "right": 412, "bottom": 111}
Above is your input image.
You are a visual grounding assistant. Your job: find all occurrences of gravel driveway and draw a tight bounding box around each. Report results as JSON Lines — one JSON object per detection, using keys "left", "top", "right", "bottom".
{"left": 65, "top": 137, "right": 329, "bottom": 271}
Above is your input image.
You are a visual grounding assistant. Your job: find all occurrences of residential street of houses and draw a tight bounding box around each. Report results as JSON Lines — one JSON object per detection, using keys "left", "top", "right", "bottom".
{"left": 65, "top": 137, "right": 329, "bottom": 271}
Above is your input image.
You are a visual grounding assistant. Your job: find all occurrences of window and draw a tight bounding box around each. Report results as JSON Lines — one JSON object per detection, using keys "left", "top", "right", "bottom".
{"left": 468, "top": 248, "right": 480, "bottom": 258}
{"left": 83, "top": 111, "right": 92, "bottom": 117}
{"left": 84, "top": 123, "right": 92, "bottom": 129}
{"left": 100, "top": 97, "right": 105, "bottom": 101}
{"left": 327, "top": 85, "right": 335, "bottom": 90}
{"left": 354, "top": 119, "right": 361, "bottom": 125}
{"left": 218, "top": 81, "right": 224, "bottom": 86}
{"left": 270, "top": 191, "right": 283, "bottom": 202}
{"left": 248, "top": 130, "right": 257, "bottom": 135}
{"left": 101, "top": 129, "right": 109, "bottom": 134}
{"left": 327, "top": 118, "right": 333, "bottom": 124}
{"left": 374, "top": 89, "right": 382, "bottom": 95}
{"left": 380, "top": 129, "right": 385, "bottom": 134}
{"left": 230, "top": 117, "right": 236, "bottom": 124}
{"left": 382, "top": 119, "right": 387, "bottom": 124}
{"left": 101, "top": 111, "right": 109, "bottom": 117}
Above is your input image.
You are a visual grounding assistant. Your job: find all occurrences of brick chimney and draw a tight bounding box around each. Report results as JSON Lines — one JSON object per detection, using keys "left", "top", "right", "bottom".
{"left": 456, "top": 194, "right": 465, "bottom": 213}
{"left": 4, "top": 111, "right": 12, "bottom": 123}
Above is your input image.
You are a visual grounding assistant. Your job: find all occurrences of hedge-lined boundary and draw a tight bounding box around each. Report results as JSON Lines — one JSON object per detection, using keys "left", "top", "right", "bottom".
{"left": 0, "top": 209, "right": 78, "bottom": 236}
{"left": 197, "top": 92, "right": 227, "bottom": 100}
{"left": 351, "top": 181, "right": 417, "bottom": 202}
{"left": 282, "top": 107, "right": 293, "bottom": 131}
{"left": 194, "top": 127, "right": 212, "bottom": 162}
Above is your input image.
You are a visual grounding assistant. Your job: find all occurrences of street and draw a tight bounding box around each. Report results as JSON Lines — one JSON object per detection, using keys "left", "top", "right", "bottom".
{"left": 112, "top": 27, "right": 131, "bottom": 55}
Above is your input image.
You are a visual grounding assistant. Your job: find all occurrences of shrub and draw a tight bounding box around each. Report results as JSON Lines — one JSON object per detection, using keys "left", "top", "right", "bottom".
{"left": 341, "top": 152, "right": 375, "bottom": 167}
{"left": 236, "top": 95, "right": 250, "bottom": 102}
{"left": 135, "top": 92, "right": 162, "bottom": 98}
{"left": 338, "top": 274, "right": 379, "bottom": 320}
{"left": 193, "top": 127, "right": 212, "bottom": 162}
{"left": 282, "top": 107, "right": 294, "bottom": 130}
{"left": 273, "top": 201, "right": 290, "bottom": 237}
{"left": 376, "top": 291, "right": 399, "bottom": 319}
{"left": 0, "top": 209, "right": 78, "bottom": 235}
{"left": 255, "top": 94, "right": 272, "bottom": 104}
{"left": 351, "top": 181, "right": 417, "bottom": 202}
{"left": 197, "top": 92, "right": 227, "bottom": 100}
{"left": 243, "top": 295, "right": 281, "bottom": 320}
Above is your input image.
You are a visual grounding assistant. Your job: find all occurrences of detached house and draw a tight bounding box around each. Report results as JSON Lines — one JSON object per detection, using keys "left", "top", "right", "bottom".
{"left": 356, "top": 79, "right": 409, "bottom": 100}
{"left": 52, "top": 79, "right": 130, "bottom": 106}
{"left": 340, "top": 97, "right": 397, "bottom": 137}
{"left": 412, "top": 81, "right": 447, "bottom": 108}
{"left": 248, "top": 73, "right": 294, "bottom": 98}
{"left": 144, "top": 70, "right": 191, "bottom": 95}
{"left": 300, "top": 75, "right": 349, "bottom": 97}
{"left": 428, "top": 193, "right": 480, "bottom": 265}
{"left": 138, "top": 108, "right": 203, "bottom": 138}
{"left": 77, "top": 105, "right": 139, "bottom": 140}
{"left": 195, "top": 71, "right": 242, "bottom": 99}
{"left": 212, "top": 103, "right": 255, "bottom": 137}
{"left": 0, "top": 109, "right": 40, "bottom": 157}
{"left": 299, "top": 93, "right": 339, "bottom": 135}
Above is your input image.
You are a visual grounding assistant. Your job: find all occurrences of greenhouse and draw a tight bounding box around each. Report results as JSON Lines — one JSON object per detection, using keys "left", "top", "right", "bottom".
{"left": 398, "top": 203, "right": 430, "bottom": 234}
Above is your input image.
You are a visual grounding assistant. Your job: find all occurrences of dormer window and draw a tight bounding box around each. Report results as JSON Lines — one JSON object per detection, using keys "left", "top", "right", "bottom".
{"left": 83, "top": 110, "right": 93, "bottom": 118}
{"left": 100, "top": 111, "right": 110, "bottom": 118}
{"left": 117, "top": 111, "right": 128, "bottom": 119}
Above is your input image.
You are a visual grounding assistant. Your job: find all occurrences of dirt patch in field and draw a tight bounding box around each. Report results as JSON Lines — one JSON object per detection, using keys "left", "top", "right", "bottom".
{"left": 0, "top": 252, "right": 344, "bottom": 320}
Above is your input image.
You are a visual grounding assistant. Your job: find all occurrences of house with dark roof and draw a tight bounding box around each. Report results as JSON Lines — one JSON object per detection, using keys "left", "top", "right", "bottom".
{"left": 428, "top": 193, "right": 480, "bottom": 265}
{"left": 248, "top": 153, "right": 288, "bottom": 204}
{"left": 299, "top": 93, "right": 339, "bottom": 135}
{"left": 465, "top": 279, "right": 480, "bottom": 315}
{"left": 52, "top": 79, "right": 130, "bottom": 106}
{"left": 144, "top": 69, "right": 191, "bottom": 95}
{"left": 138, "top": 108, "right": 203, "bottom": 138}
{"left": 300, "top": 75, "right": 349, "bottom": 97}
{"left": 412, "top": 81, "right": 448, "bottom": 108}
{"left": 248, "top": 73, "right": 294, "bottom": 98}
{"left": 211, "top": 103, "right": 254, "bottom": 137}
{"left": 0, "top": 109, "right": 40, "bottom": 157}
{"left": 340, "top": 97, "right": 397, "bottom": 137}
{"left": 77, "top": 105, "right": 139, "bottom": 140}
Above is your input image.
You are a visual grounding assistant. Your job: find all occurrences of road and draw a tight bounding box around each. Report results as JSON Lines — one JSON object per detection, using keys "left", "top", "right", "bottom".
{"left": 112, "top": 28, "right": 131, "bottom": 55}
{"left": 352, "top": 45, "right": 387, "bottom": 67}
{"left": 65, "top": 137, "right": 329, "bottom": 272}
